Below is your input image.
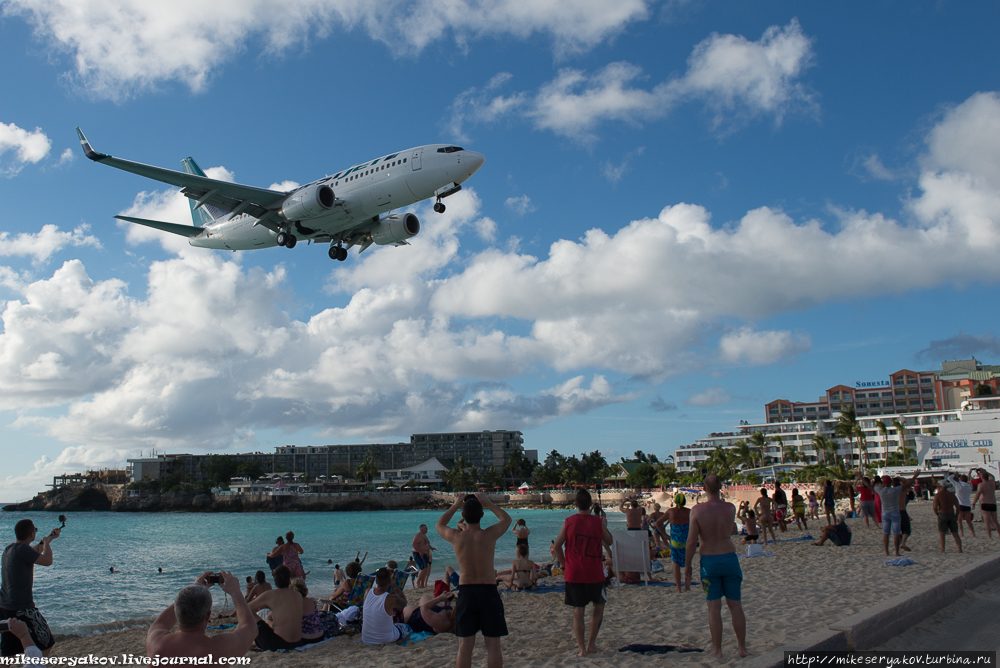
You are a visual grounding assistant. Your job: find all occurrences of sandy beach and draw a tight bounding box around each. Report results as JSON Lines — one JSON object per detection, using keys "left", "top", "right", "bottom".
{"left": 50, "top": 501, "right": 1000, "bottom": 665}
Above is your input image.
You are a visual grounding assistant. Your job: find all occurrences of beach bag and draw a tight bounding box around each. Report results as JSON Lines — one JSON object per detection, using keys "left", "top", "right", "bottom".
{"left": 745, "top": 544, "right": 763, "bottom": 557}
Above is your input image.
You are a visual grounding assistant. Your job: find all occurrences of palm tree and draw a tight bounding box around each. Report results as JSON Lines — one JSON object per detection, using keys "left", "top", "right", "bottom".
{"left": 504, "top": 451, "right": 527, "bottom": 487}
{"left": 853, "top": 424, "right": 868, "bottom": 468}
{"left": 354, "top": 456, "right": 379, "bottom": 484}
{"left": 876, "top": 420, "right": 889, "bottom": 461}
{"left": 747, "top": 431, "right": 768, "bottom": 467}
{"left": 835, "top": 405, "right": 859, "bottom": 471}
{"left": 771, "top": 435, "right": 784, "bottom": 464}
{"left": 705, "top": 446, "right": 734, "bottom": 479}
{"left": 467, "top": 466, "right": 481, "bottom": 489}
{"left": 892, "top": 419, "right": 908, "bottom": 457}
{"left": 783, "top": 445, "right": 802, "bottom": 464}
{"left": 733, "top": 440, "right": 756, "bottom": 471}
{"left": 447, "top": 456, "right": 471, "bottom": 491}
{"left": 482, "top": 467, "right": 502, "bottom": 490}
{"left": 811, "top": 433, "right": 836, "bottom": 465}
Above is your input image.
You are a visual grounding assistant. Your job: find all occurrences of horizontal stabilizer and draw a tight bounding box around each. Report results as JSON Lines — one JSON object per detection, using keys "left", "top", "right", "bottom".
{"left": 114, "top": 215, "right": 204, "bottom": 238}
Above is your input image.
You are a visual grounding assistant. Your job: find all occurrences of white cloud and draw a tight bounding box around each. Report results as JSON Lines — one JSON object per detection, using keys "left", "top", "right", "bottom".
{"left": 602, "top": 146, "right": 645, "bottom": 185}
{"left": 58, "top": 148, "right": 75, "bottom": 165}
{"left": 474, "top": 217, "right": 498, "bottom": 243}
{"left": 4, "top": 91, "right": 1000, "bottom": 499}
{"left": 449, "top": 21, "right": 816, "bottom": 141}
{"left": 3, "top": 0, "right": 650, "bottom": 100}
{"left": 0, "top": 224, "right": 100, "bottom": 264}
{"left": 861, "top": 154, "right": 895, "bottom": 181}
{"left": 686, "top": 387, "right": 730, "bottom": 407}
{"left": 719, "top": 327, "right": 811, "bottom": 365}
{"left": 0, "top": 122, "right": 51, "bottom": 176}
{"left": 504, "top": 195, "right": 535, "bottom": 216}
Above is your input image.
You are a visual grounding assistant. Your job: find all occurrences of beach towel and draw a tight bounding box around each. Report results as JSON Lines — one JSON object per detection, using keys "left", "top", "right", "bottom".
{"left": 518, "top": 581, "right": 566, "bottom": 594}
{"left": 616, "top": 579, "right": 694, "bottom": 588}
{"left": 207, "top": 623, "right": 236, "bottom": 629}
{"left": 619, "top": 644, "right": 703, "bottom": 655}
{"left": 777, "top": 535, "right": 813, "bottom": 542}
{"left": 738, "top": 552, "right": 775, "bottom": 558}
{"left": 400, "top": 631, "right": 434, "bottom": 645}
{"left": 883, "top": 558, "right": 917, "bottom": 567}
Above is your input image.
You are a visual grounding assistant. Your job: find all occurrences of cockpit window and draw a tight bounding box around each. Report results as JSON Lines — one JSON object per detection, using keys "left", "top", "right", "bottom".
{"left": 437, "top": 146, "right": 464, "bottom": 153}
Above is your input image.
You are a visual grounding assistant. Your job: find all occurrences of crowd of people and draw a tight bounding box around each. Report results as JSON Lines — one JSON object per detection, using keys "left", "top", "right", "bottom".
{"left": 2, "top": 467, "right": 997, "bottom": 663}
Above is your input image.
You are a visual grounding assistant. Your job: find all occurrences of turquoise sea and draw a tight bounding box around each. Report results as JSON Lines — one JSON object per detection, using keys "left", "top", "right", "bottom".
{"left": 0, "top": 508, "right": 628, "bottom": 636}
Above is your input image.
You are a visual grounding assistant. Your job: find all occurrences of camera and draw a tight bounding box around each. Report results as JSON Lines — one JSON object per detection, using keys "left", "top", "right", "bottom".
{"left": 0, "top": 620, "right": 9, "bottom": 632}
{"left": 206, "top": 574, "right": 222, "bottom": 584}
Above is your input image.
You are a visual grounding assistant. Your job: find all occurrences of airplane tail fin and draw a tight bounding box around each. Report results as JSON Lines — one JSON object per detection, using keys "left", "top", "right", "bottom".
{"left": 181, "top": 157, "right": 228, "bottom": 227}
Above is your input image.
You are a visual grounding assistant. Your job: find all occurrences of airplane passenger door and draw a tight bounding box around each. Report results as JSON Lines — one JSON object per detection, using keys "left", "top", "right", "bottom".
{"left": 411, "top": 148, "right": 422, "bottom": 171}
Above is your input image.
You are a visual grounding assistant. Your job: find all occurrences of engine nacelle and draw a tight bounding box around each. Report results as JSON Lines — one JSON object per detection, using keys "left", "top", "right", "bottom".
{"left": 371, "top": 213, "right": 420, "bottom": 245}
{"left": 280, "top": 184, "right": 335, "bottom": 221}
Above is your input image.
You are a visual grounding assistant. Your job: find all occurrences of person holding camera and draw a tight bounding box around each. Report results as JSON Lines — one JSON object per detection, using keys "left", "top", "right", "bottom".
{"left": 146, "top": 570, "right": 257, "bottom": 659}
{"left": 0, "top": 519, "right": 60, "bottom": 657}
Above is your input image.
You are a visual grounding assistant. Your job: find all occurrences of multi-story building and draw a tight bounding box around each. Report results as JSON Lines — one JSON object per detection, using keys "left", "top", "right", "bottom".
{"left": 127, "top": 430, "right": 535, "bottom": 482}
{"left": 673, "top": 359, "right": 1000, "bottom": 475}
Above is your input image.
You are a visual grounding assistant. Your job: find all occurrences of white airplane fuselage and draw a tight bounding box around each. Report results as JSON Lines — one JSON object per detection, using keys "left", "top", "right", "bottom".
{"left": 190, "top": 145, "right": 483, "bottom": 251}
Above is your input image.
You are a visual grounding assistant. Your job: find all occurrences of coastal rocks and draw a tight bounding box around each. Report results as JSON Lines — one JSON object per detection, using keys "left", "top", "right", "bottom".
{"left": 3, "top": 484, "right": 113, "bottom": 513}
{"left": 192, "top": 494, "right": 212, "bottom": 508}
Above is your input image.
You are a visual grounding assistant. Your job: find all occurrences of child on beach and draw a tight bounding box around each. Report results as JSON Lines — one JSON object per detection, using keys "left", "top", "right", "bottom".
{"left": 808, "top": 491, "right": 819, "bottom": 520}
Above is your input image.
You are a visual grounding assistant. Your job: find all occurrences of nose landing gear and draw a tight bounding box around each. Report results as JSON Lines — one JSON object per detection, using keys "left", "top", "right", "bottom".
{"left": 433, "top": 200, "right": 446, "bottom": 214}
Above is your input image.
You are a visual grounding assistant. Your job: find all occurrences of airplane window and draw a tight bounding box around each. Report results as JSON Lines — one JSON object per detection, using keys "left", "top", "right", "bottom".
{"left": 403, "top": 158, "right": 407, "bottom": 163}
{"left": 436, "top": 146, "right": 465, "bottom": 153}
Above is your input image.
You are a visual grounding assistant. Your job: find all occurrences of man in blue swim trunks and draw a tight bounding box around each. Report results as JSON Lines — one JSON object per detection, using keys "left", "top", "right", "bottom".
{"left": 411, "top": 525, "right": 435, "bottom": 588}
{"left": 686, "top": 475, "right": 749, "bottom": 660}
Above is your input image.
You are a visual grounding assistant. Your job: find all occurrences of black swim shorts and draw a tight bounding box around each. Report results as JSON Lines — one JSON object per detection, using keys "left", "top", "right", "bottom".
{"left": 0, "top": 607, "right": 54, "bottom": 656}
{"left": 565, "top": 582, "right": 606, "bottom": 608}
{"left": 983, "top": 503, "right": 997, "bottom": 512}
{"left": 455, "top": 584, "right": 508, "bottom": 638}
{"left": 255, "top": 619, "right": 304, "bottom": 651}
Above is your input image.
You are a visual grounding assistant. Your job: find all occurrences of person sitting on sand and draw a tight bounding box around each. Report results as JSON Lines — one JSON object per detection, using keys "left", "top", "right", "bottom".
{"left": 752, "top": 489, "right": 777, "bottom": 544}
{"left": 326, "top": 561, "right": 362, "bottom": 607}
{"left": 504, "top": 544, "right": 538, "bottom": 591}
{"left": 933, "top": 479, "right": 963, "bottom": 554}
{"left": 289, "top": 578, "right": 324, "bottom": 644}
{"left": 737, "top": 504, "right": 760, "bottom": 544}
{"left": 686, "top": 474, "right": 749, "bottom": 660}
{"left": 248, "top": 565, "right": 304, "bottom": 651}
{"left": 248, "top": 570, "right": 271, "bottom": 601}
{"left": 146, "top": 571, "right": 257, "bottom": 659}
{"left": 362, "top": 567, "right": 410, "bottom": 645}
{"left": 813, "top": 514, "right": 851, "bottom": 546}
{"left": 403, "top": 590, "right": 457, "bottom": 635}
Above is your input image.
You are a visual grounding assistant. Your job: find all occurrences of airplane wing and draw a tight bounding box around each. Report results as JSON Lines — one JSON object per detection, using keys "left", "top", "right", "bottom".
{"left": 76, "top": 128, "right": 287, "bottom": 223}
{"left": 114, "top": 215, "right": 204, "bottom": 238}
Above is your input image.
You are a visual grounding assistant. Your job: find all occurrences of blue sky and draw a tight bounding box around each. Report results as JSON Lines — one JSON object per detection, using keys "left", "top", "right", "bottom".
{"left": 1, "top": 0, "right": 999, "bottom": 499}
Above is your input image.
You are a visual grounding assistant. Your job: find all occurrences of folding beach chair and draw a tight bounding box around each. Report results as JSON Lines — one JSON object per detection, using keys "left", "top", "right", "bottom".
{"left": 321, "top": 573, "right": 374, "bottom": 612}
{"left": 610, "top": 530, "right": 651, "bottom": 586}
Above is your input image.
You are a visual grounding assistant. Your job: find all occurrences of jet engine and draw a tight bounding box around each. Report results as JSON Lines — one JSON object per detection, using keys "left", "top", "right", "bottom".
{"left": 280, "top": 184, "right": 335, "bottom": 221}
{"left": 371, "top": 213, "right": 420, "bottom": 245}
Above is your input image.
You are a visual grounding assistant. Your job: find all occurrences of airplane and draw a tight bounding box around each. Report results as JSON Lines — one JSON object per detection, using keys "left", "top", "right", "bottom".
{"left": 76, "top": 128, "right": 485, "bottom": 261}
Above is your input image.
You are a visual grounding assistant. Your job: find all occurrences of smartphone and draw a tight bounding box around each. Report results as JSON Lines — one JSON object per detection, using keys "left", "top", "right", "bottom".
{"left": 0, "top": 620, "right": 9, "bottom": 632}
{"left": 206, "top": 574, "right": 222, "bottom": 584}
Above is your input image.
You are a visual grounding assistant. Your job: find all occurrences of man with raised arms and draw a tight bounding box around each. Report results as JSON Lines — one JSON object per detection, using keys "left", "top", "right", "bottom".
{"left": 146, "top": 571, "right": 257, "bottom": 659}
{"left": 437, "top": 493, "right": 512, "bottom": 668}
{"left": 686, "top": 474, "right": 749, "bottom": 659}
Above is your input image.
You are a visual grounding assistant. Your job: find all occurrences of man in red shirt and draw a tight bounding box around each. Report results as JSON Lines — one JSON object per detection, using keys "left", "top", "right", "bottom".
{"left": 553, "top": 488, "right": 614, "bottom": 658}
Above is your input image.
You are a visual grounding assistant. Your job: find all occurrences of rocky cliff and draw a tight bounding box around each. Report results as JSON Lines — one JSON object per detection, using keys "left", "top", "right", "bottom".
{"left": 2, "top": 485, "right": 447, "bottom": 513}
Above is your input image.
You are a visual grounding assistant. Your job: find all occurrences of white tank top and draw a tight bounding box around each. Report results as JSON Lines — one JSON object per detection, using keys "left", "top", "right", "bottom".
{"left": 362, "top": 588, "right": 398, "bottom": 645}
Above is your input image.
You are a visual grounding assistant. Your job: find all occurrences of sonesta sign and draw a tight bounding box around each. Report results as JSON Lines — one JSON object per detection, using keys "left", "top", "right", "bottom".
{"left": 856, "top": 380, "right": 891, "bottom": 388}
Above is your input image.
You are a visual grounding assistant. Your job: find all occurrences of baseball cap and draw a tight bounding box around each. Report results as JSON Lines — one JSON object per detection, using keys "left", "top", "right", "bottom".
{"left": 881, "top": 475, "right": 891, "bottom": 485}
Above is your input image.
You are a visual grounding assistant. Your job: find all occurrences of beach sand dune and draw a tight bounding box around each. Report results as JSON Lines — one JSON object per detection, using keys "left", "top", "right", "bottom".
{"left": 50, "top": 502, "right": 1000, "bottom": 665}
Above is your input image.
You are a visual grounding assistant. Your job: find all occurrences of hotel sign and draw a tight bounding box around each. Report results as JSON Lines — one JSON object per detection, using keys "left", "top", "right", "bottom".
{"left": 856, "top": 380, "right": 890, "bottom": 388}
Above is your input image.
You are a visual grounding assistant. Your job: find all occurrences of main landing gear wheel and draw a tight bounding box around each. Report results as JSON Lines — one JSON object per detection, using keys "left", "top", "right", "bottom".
{"left": 433, "top": 201, "right": 446, "bottom": 213}
{"left": 284, "top": 234, "right": 297, "bottom": 249}
{"left": 329, "top": 246, "right": 348, "bottom": 261}
{"left": 277, "top": 232, "right": 297, "bottom": 248}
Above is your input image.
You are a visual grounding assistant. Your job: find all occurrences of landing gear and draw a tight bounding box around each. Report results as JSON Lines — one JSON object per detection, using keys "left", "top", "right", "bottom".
{"left": 276, "top": 232, "right": 297, "bottom": 248}
{"left": 328, "top": 245, "right": 348, "bottom": 261}
{"left": 433, "top": 201, "right": 446, "bottom": 214}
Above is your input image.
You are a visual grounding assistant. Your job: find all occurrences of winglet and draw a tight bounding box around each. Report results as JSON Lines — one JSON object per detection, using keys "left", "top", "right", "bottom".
{"left": 76, "top": 127, "right": 110, "bottom": 162}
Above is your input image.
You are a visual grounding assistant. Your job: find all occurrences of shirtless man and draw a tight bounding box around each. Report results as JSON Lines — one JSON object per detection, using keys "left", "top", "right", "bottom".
{"left": 436, "top": 494, "right": 512, "bottom": 668}
{"left": 248, "top": 565, "right": 304, "bottom": 650}
{"left": 932, "top": 479, "right": 962, "bottom": 553}
{"left": 972, "top": 469, "right": 998, "bottom": 539}
{"left": 412, "top": 524, "right": 435, "bottom": 588}
{"left": 649, "top": 503, "right": 667, "bottom": 549}
{"left": 619, "top": 499, "right": 644, "bottom": 530}
{"left": 752, "top": 489, "right": 777, "bottom": 544}
{"left": 686, "top": 475, "right": 748, "bottom": 659}
{"left": 146, "top": 571, "right": 257, "bottom": 659}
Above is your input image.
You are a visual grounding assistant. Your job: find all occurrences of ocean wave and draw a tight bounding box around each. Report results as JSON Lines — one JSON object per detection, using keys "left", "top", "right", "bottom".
{"left": 58, "top": 616, "right": 158, "bottom": 638}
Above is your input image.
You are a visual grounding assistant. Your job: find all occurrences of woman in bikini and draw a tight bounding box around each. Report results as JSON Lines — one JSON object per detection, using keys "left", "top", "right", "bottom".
{"left": 512, "top": 519, "right": 530, "bottom": 556}
{"left": 290, "top": 578, "right": 325, "bottom": 643}
{"left": 505, "top": 544, "right": 538, "bottom": 591}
